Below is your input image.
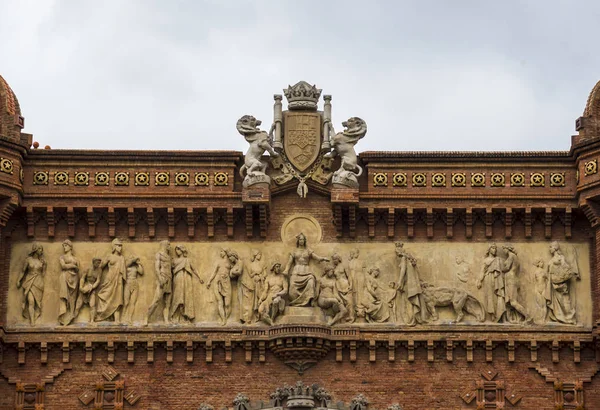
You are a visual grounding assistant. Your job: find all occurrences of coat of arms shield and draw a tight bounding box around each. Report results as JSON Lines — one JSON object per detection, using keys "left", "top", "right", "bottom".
{"left": 283, "top": 111, "right": 322, "bottom": 172}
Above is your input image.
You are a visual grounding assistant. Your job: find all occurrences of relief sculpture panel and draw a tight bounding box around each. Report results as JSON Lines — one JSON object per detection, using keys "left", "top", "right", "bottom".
{"left": 6, "top": 233, "right": 592, "bottom": 329}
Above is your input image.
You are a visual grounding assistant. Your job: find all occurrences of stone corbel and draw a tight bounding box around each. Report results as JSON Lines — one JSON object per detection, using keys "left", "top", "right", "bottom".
{"left": 348, "top": 205, "right": 356, "bottom": 238}
{"left": 206, "top": 207, "right": 214, "bottom": 238}
{"left": 388, "top": 340, "right": 395, "bottom": 362}
{"left": 525, "top": 207, "right": 532, "bottom": 238}
{"left": 106, "top": 341, "right": 115, "bottom": 363}
{"left": 205, "top": 340, "right": 213, "bottom": 363}
{"left": 147, "top": 207, "right": 156, "bottom": 238}
{"left": 530, "top": 340, "right": 538, "bottom": 362}
{"left": 407, "top": 207, "right": 414, "bottom": 238}
{"left": 127, "top": 207, "right": 136, "bottom": 238}
{"left": 62, "top": 341, "right": 70, "bottom": 363}
{"left": 334, "top": 205, "right": 342, "bottom": 238}
{"left": 167, "top": 207, "right": 175, "bottom": 238}
{"left": 46, "top": 206, "right": 55, "bottom": 238}
{"left": 187, "top": 207, "right": 195, "bottom": 238}
{"left": 564, "top": 207, "right": 572, "bottom": 238}
{"left": 426, "top": 208, "right": 434, "bottom": 238}
{"left": 18, "top": 341, "right": 25, "bottom": 365}
{"left": 258, "top": 341, "right": 266, "bottom": 363}
{"left": 505, "top": 207, "right": 513, "bottom": 239}
{"left": 446, "top": 340, "right": 454, "bottom": 362}
{"left": 26, "top": 206, "right": 34, "bottom": 237}
{"left": 387, "top": 208, "right": 395, "bottom": 238}
{"left": 545, "top": 207, "right": 553, "bottom": 239}
{"left": 485, "top": 207, "right": 493, "bottom": 238}
{"left": 507, "top": 340, "right": 515, "bottom": 362}
{"left": 85, "top": 341, "right": 94, "bottom": 363}
{"left": 127, "top": 341, "right": 135, "bottom": 363}
{"left": 67, "top": 206, "right": 75, "bottom": 238}
{"left": 465, "top": 208, "right": 473, "bottom": 239}
{"left": 244, "top": 341, "right": 252, "bottom": 363}
{"left": 226, "top": 207, "right": 234, "bottom": 238}
{"left": 166, "top": 340, "right": 174, "bottom": 363}
{"left": 146, "top": 341, "right": 154, "bottom": 363}
{"left": 86, "top": 207, "right": 96, "bottom": 238}
{"left": 186, "top": 340, "right": 195, "bottom": 363}
{"left": 446, "top": 207, "right": 453, "bottom": 239}
{"left": 368, "top": 340, "right": 377, "bottom": 362}
{"left": 259, "top": 204, "right": 268, "bottom": 238}
{"left": 245, "top": 205, "right": 253, "bottom": 238}
{"left": 107, "top": 207, "right": 115, "bottom": 238}
{"left": 485, "top": 340, "right": 494, "bottom": 362}
{"left": 39, "top": 342, "right": 48, "bottom": 365}
{"left": 367, "top": 207, "right": 375, "bottom": 238}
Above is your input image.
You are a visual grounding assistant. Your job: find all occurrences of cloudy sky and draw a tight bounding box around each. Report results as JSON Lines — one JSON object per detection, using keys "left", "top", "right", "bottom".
{"left": 1, "top": 0, "right": 599, "bottom": 152}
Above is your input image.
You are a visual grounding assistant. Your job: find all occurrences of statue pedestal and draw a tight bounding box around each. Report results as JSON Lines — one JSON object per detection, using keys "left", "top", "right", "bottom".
{"left": 331, "top": 186, "right": 359, "bottom": 204}
{"left": 242, "top": 182, "right": 271, "bottom": 203}
{"left": 279, "top": 306, "right": 326, "bottom": 325}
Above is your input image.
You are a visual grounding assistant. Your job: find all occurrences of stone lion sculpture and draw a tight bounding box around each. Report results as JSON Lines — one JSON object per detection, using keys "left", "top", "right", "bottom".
{"left": 325, "top": 117, "right": 367, "bottom": 188}
{"left": 237, "top": 115, "right": 278, "bottom": 187}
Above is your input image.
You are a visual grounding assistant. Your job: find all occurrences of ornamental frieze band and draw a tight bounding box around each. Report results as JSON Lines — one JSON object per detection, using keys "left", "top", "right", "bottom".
{"left": 2, "top": 77, "right": 600, "bottom": 409}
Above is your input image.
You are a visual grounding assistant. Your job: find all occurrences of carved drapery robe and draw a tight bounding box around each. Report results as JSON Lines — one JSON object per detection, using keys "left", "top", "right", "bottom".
{"left": 96, "top": 254, "right": 126, "bottom": 321}
{"left": 286, "top": 249, "right": 318, "bottom": 307}
{"left": 363, "top": 274, "right": 393, "bottom": 323}
{"left": 20, "top": 257, "right": 45, "bottom": 323}
{"left": 480, "top": 255, "right": 506, "bottom": 322}
{"left": 58, "top": 253, "right": 80, "bottom": 325}
{"left": 396, "top": 252, "right": 425, "bottom": 325}
{"left": 170, "top": 256, "right": 196, "bottom": 321}
{"left": 546, "top": 252, "right": 578, "bottom": 324}
{"left": 239, "top": 259, "right": 265, "bottom": 323}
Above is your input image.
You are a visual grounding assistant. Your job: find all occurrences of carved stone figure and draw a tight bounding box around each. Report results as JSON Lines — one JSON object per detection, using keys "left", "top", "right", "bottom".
{"left": 76, "top": 257, "right": 102, "bottom": 322}
{"left": 123, "top": 256, "right": 144, "bottom": 324}
{"left": 331, "top": 253, "right": 355, "bottom": 323}
{"left": 455, "top": 256, "right": 471, "bottom": 283}
{"left": 502, "top": 245, "right": 532, "bottom": 324}
{"left": 546, "top": 242, "right": 580, "bottom": 324}
{"left": 532, "top": 259, "right": 548, "bottom": 324}
{"left": 477, "top": 244, "right": 506, "bottom": 322}
{"left": 239, "top": 249, "right": 266, "bottom": 324}
{"left": 348, "top": 249, "right": 368, "bottom": 315}
{"left": 325, "top": 117, "right": 367, "bottom": 188}
{"left": 258, "top": 262, "right": 288, "bottom": 325}
{"left": 392, "top": 242, "right": 425, "bottom": 325}
{"left": 361, "top": 267, "right": 394, "bottom": 323}
{"left": 17, "top": 242, "right": 46, "bottom": 325}
{"left": 283, "top": 233, "right": 329, "bottom": 307}
{"left": 421, "top": 283, "right": 485, "bottom": 323}
{"left": 237, "top": 115, "right": 279, "bottom": 187}
{"left": 208, "top": 249, "right": 241, "bottom": 325}
{"left": 146, "top": 240, "right": 172, "bottom": 325}
{"left": 96, "top": 238, "right": 126, "bottom": 323}
{"left": 57, "top": 240, "right": 80, "bottom": 325}
{"left": 170, "top": 245, "right": 201, "bottom": 323}
{"left": 316, "top": 264, "right": 348, "bottom": 326}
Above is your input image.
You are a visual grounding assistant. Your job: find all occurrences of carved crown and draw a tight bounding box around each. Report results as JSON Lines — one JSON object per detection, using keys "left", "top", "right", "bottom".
{"left": 284, "top": 81, "right": 322, "bottom": 110}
